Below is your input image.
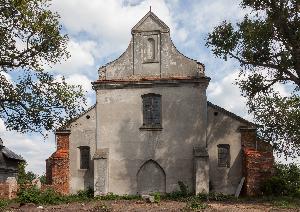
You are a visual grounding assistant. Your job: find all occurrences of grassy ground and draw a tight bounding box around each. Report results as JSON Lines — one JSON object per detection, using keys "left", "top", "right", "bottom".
{"left": 1, "top": 190, "right": 300, "bottom": 211}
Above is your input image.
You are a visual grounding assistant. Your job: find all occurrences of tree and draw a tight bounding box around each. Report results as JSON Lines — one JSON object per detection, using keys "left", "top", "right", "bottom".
{"left": 206, "top": 0, "right": 300, "bottom": 156}
{"left": 17, "top": 161, "right": 37, "bottom": 185}
{"left": 0, "top": 0, "right": 85, "bottom": 134}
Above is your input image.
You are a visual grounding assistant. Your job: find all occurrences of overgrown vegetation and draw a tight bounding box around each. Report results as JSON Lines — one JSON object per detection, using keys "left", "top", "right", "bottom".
{"left": 261, "top": 163, "right": 300, "bottom": 197}
{"left": 17, "top": 162, "right": 37, "bottom": 185}
{"left": 2, "top": 175, "right": 300, "bottom": 210}
{"left": 0, "top": 199, "right": 12, "bottom": 210}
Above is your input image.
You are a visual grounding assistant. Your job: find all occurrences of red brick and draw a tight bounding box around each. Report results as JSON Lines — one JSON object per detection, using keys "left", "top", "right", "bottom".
{"left": 45, "top": 130, "right": 70, "bottom": 195}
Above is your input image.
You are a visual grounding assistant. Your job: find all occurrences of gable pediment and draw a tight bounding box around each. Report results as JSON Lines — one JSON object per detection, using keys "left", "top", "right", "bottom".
{"left": 132, "top": 11, "right": 170, "bottom": 33}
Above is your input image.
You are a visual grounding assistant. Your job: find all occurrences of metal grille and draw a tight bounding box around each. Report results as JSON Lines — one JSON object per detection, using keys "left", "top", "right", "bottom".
{"left": 142, "top": 94, "right": 161, "bottom": 127}
{"left": 218, "top": 144, "right": 230, "bottom": 167}
{"left": 79, "top": 146, "right": 90, "bottom": 169}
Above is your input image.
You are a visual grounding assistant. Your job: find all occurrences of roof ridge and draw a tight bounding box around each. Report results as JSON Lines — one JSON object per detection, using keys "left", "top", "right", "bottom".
{"left": 207, "top": 101, "right": 256, "bottom": 127}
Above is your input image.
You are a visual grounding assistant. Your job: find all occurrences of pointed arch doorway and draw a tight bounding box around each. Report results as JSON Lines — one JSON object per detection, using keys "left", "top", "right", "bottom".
{"left": 137, "top": 160, "right": 166, "bottom": 194}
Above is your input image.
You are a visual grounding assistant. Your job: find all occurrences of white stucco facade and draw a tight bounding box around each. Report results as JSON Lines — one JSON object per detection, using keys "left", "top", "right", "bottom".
{"left": 65, "top": 11, "right": 254, "bottom": 195}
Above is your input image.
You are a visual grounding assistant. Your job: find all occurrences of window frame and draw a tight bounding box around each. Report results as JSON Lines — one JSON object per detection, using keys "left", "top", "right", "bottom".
{"left": 78, "top": 146, "right": 90, "bottom": 170}
{"left": 217, "top": 144, "right": 230, "bottom": 168}
{"left": 140, "top": 93, "right": 162, "bottom": 131}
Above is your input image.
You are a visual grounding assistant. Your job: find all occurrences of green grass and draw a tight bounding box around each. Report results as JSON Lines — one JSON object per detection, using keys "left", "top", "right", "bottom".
{"left": 3, "top": 186, "right": 300, "bottom": 210}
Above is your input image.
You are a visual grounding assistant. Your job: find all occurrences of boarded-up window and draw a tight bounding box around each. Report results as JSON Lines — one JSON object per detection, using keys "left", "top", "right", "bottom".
{"left": 79, "top": 146, "right": 90, "bottom": 169}
{"left": 217, "top": 144, "right": 230, "bottom": 167}
{"left": 142, "top": 93, "right": 161, "bottom": 127}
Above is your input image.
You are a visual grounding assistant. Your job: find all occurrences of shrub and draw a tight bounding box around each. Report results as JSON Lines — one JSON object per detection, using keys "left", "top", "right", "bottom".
{"left": 178, "top": 181, "right": 189, "bottom": 196}
{"left": 17, "top": 186, "right": 41, "bottom": 204}
{"left": 186, "top": 199, "right": 208, "bottom": 210}
{"left": 0, "top": 199, "right": 11, "bottom": 210}
{"left": 164, "top": 181, "right": 192, "bottom": 200}
{"left": 261, "top": 163, "right": 300, "bottom": 196}
{"left": 76, "top": 188, "right": 94, "bottom": 199}
{"left": 153, "top": 192, "right": 161, "bottom": 203}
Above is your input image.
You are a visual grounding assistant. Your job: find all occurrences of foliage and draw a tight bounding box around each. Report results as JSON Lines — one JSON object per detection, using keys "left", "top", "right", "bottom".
{"left": 17, "top": 187, "right": 97, "bottom": 205}
{"left": 153, "top": 192, "right": 161, "bottom": 203}
{"left": 76, "top": 187, "right": 94, "bottom": 199}
{"left": 206, "top": 0, "right": 300, "bottom": 157}
{"left": 39, "top": 174, "right": 46, "bottom": 184}
{"left": 185, "top": 199, "right": 208, "bottom": 211}
{"left": 95, "top": 192, "right": 141, "bottom": 201}
{"left": 178, "top": 181, "right": 189, "bottom": 197}
{"left": 0, "top": 199, "right": 11, "bottom": 210}
{"left": 164, "top": 181, "right": 192, "bottom": 200}
{"left": 17, "top": 161, "right": 37, "bottom": 185}
{"left": 196, "top": 192, "right": 234, "bottom": 202}
{"left": 0, "top": 0, "right": 86, "bottom": 134}
{"left": 261, "top": 163, "right": 300, "bottom": 196}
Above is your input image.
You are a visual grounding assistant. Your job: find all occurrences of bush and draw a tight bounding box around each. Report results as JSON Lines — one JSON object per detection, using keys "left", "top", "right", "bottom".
{"left": 185, "top": 199, "right": 208, "bottom": 210}
{"left": 261, "top": 163, "right": 300, "bottom": 196}
{"left": 153, "top": 192, "right": 161, "bottom": 203}
{"left": 0, "top": 199, "right": 11, "bottom": 210}
{"left": 76, "top": 188, "right": 94, "bottom": 199}
{"left": 17, "top": 186, "right": 64, "bottom": 205}
{"left": 17, "top": 186, "right": 41, "bottom": 204}
{"left": 164, "top": 181, "right": 192, "bottom": 200}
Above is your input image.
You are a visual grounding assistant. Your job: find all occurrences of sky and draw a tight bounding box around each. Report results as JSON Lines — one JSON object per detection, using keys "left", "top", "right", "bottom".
{"left": 0, "top": 0, "right": 295, "bottom": 175}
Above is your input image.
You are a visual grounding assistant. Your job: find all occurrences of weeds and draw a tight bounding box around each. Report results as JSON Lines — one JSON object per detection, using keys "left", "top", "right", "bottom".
{"left": 153, "top": 192, "right": 161, "bottom": 203}
{"left": 0, "top": 199, "right": 11, "bottom": 210}
{"left": 184, "top": 199, "right": 208, "bottom": 211}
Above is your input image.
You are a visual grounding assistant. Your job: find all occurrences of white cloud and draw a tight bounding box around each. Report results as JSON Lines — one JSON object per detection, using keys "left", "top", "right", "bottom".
{"left": 1, "top": 131, "right": 55, "bottom": 175}
{"left": 0, "top": 119, "right": 6, "bottom": 132}
{"left": 51, "top": 0, "right": 174, "bottom": 59}
{"left": 65, "top": 74, "right": 93, "bottom": 93}
{"left": 207, "top": 70, "right": 249, "bottom": 118}
{"left": 51, "top": 39, "right": 96, "bottom": 75}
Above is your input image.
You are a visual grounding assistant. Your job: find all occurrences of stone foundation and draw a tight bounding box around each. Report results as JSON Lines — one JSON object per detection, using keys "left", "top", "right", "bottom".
{"left": 45, "top": 130, "right": 70, "bottom": 194}
{"left": 0, "top": 177, "right": 18, "bottom": 199}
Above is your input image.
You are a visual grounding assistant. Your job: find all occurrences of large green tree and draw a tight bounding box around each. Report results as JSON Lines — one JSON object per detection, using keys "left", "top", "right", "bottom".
{"left": 0, "top": 0, "right": 85, "bottom": 134}
{"left": 206, "top": 0, "right": 300, "bottom": 156}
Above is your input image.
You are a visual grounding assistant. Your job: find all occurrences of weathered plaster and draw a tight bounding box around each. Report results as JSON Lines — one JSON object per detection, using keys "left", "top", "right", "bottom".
{"left": 207, "top": 105, "right": 246, "bottom": 195}
{"left": 69, "top": 107, "right": 96, "bottom": 194}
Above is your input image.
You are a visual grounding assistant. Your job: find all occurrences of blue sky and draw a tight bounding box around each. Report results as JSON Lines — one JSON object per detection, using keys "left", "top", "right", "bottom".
{"left": 0, "top": 0, "right": 294, "bottom": 175}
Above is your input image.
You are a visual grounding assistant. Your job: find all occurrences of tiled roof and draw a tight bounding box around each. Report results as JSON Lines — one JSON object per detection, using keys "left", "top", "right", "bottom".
{"left": 2, "top": 147, "right": 24, "bottom": 161}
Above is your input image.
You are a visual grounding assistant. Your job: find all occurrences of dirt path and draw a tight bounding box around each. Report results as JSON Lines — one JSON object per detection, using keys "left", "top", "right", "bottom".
{"left": 5, "top": 200, "right": 300, "bottom": 212}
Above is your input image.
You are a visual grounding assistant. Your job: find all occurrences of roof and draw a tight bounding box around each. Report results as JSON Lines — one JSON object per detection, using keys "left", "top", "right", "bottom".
{"left": 131, "top": 11, "right": 170, "bottom": 33}
{"left": 57, "top": 104, "right": 96, "bottom": 130}
{"left": 207, "top": 101, "right": 256, "bottom": 127}
{"left": 2, "top": 146, "right": 24, "bottom": 161}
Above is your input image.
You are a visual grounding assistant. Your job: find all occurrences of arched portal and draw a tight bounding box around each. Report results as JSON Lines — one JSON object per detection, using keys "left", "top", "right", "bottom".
{"left": 137, "top": 160, "right": 166, "bottom": 194}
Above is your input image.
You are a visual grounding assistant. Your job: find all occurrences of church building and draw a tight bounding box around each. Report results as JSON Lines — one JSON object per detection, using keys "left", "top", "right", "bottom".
{"left": 46, "top": 11, "right": 274, "bottom": 196}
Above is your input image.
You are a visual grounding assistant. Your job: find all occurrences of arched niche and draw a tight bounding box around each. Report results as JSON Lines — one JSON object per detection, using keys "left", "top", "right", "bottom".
{"left": 137, "top": 160, "right": 166, "bottom": 194}
{"left": 146, "top": 38, "right": 156, "bottom": 61}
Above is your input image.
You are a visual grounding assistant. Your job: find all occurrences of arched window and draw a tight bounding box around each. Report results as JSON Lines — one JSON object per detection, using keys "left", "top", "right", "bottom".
{"left": 141, "top": 93, "right": 161, "bottom": 128}
{"left": 146, "top": 38, "right": 155, "bottom": 61}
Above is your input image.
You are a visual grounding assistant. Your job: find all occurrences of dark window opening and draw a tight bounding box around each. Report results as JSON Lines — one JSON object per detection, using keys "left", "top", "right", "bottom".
{"left": 141, "top": 93, "right": 161, "bottom": 129}
{"left": 217, "top": 144, "right": 230, "bottom": 168}
{"left": 79, "top": 146, "right": 90, "bottom": 169}
{"left": 214, "top": 111, "right": 218, "bottom": 116}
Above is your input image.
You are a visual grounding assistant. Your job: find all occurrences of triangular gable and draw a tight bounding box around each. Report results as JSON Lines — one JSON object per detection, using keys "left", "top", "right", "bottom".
{"left": 132, "top": 11, "right": 170, "bottom": 33}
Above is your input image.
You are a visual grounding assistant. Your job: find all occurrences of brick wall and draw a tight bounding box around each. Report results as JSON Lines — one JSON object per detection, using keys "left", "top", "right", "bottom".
{"left": 0, "top": 177, "right": 18, "bottom": 199}
{"left": 45, "top": 130, "right": 70, "bottom": 194}
{"left": 240, "top": 127, "right": 274, "bottom": 196}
